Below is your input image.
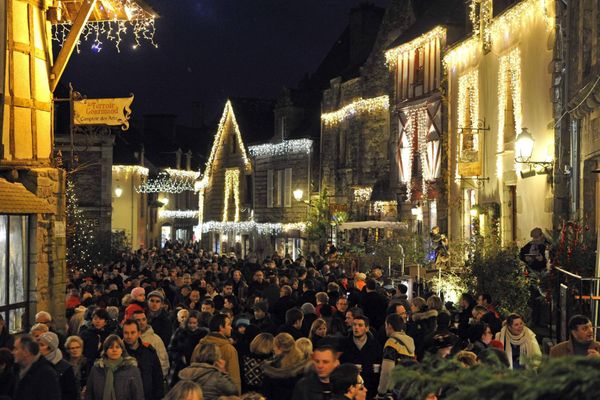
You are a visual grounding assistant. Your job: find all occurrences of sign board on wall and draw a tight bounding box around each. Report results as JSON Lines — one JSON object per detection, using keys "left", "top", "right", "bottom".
{"left": 73, "top": 95, "right": 134, "bottom": 130}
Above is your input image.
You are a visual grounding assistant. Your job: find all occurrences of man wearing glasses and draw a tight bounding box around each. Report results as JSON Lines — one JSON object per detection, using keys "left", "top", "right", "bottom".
{"left": 329, "top": 363, "right": 367, "bottom": 400}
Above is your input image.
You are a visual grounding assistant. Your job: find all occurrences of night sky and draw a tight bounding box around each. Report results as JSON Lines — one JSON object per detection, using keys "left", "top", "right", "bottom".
{"left": 62, "top": 0, "right": 390, "bottom": 127}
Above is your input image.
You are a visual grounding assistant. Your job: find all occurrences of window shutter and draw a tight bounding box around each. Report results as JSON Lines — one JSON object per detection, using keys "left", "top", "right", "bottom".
{"left": 267, "top": 169, "right": 273, "bottom": 208}
{"left": 276, "top": 170, "right": 284, "bottom": 207}
{"left": 284, "top": 168, "right": 292, "bottom": 207}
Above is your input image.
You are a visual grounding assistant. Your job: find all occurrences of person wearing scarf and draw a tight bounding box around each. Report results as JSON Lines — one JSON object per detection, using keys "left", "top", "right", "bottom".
{"left": 38, "top": 331, "right": 79, "bottom": 400}
{"left": 494, "top": 313, "right": 541, "bottom": 369}
{"left": 85, "top": 334, "right": 144, "bottom": 400}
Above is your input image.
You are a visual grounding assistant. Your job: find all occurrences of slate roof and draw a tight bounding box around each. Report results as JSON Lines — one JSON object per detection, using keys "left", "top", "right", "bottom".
{"left": 0, "top": 178, "right": 54, "bottom": 214}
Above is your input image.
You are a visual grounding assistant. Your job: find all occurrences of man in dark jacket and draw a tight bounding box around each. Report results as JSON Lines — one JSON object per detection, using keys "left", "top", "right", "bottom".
{"left": 360, "top": 279, "right": 387, "bottom": 330}
{"left": 147, "top": 290, "right": 172, "bottom": 347}
{"left": 277, "top": 308, "right": 304, "bottom": 340}
{"left": 292, "top": 345, "right": 339, "bottom": 400}
{"left": 340, "top": 316, "right": 382, "bottom": 398}
{"left": 12, "top": 335, "right": 61, "bottom": 400}
{"left": 123, "top": 319, "right": 164, "bottom": 400}
{"left": 271, "top": 285, "right": 297, "bottom": 325}
{"left": 251, "top": 301, "right": 277, "bottom": 334}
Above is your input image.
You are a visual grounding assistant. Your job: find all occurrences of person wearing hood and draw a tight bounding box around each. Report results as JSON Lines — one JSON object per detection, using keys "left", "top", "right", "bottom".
{"left": 178, "top": 342, "right": 237, "bottom": 400}
{"left": 197, "top": 313, "right": 241, "bottom": 393}
{"left": 38, "top": 331, "right": 78, "bottom": 400}
{"left": 133, "top": 310, "right": 170, "bottom": 377}
{"left": 85, "top": 334, "right": 144, "bottom": 400}
{"left": 377, "top": 314, "right": 415, "bottom": 397}
{"left": 122, "top": 319, "right": 164, "bottom": 400}
{"left": 168, "top": 310, "right": 208, "bottom": 387}
{"left": 494, "top": 313, "right": 541, "bottom": 370}
{"left": 262, "top": 333, "right": 310, "bottom": 400}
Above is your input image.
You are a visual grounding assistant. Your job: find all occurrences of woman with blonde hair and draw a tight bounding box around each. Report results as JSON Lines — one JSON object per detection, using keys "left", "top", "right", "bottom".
{"left": 164, "top": 380, "right": 203, "bottom": 400}
{"left": 64, "top": 335, "right": 89, "bottom": 389}
{"left": 85, "top": 334, "right": 144, "bottom": 400}
{"left": 262, "top": 333, "right": 310, "bottom": 400}
{"left": 295, "top": 338, "right": 313, "bottom": 360}
{"left": 29, "top": 322, "right": 49, "bottom": 339}
{"left": 241, "top": 333, "right": 273, "bottom": 394}
{"left": 308, "top": 318, "right": 327, "bottom": 348}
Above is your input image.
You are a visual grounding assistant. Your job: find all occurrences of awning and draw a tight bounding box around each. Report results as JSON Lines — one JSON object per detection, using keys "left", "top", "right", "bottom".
{"left": 0, "top": 179, "right": 54, "bottom": 214}
{"left": 339, "top": 221, "right": 408, "bottom": 231}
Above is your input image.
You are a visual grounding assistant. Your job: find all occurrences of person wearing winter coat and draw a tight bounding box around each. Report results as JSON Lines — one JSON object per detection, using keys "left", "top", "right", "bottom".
{"left": 0, "top": 348, "right": 17, "bottom": 398}
{"left": 377, "top": 314, "right": 415, "bottom": 397}
{"left": 196, "top": 314, "right": 241, "bottom": 393}
{"left": 123, "top": 319, "right": 164, "bottom": 400}
{"left": 494, "top": 313, "right": 541, "bottom": 370}
{"left": 85, "top": 334, "right": 144, "bottom": 400}
{"left": 79, "top": 308, "right": 114, "bottom": 367}
{"left": 65, "top": 335, "right": 90, "bottom": 390}
{"left": 178, "top": 342, "right": 238, "bottom": 400}
{"left": 262, "top": 333, "right": 310, "bottom": 400}
{"left": 38, "top": 331, "right": 79, "bottom": 400}
{"left": 241, "top": 332, "right": 274, "bottom": 394}
{"left": 408, "top": 297, "right": 438, "bottom": 361}
{"left": 169, "top": 310, "right": 209, "bottom": 386}
{"left": 12, "top": 335, "right": 61, "bottom": 400}
{"left": 147, "top": 290, "right": 173, "bottom": 348}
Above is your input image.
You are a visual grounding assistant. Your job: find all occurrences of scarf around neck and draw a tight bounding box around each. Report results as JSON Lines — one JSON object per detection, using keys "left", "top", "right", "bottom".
{"left": 102, "top": 357, "right": 124, "bottom": 400}
{"left": 45, "top": 348, "right": 63, "bottom": 365}
{"left": 497, "top": 325, "right": 537, "bottom": 369}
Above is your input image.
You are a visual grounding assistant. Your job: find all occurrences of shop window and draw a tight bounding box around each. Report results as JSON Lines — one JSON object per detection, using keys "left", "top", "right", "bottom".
{"left": 0, "top": 215, "right": 30, "bottom": 333}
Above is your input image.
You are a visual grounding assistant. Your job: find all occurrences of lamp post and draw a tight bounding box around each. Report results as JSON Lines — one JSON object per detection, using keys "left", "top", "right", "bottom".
{"left": 514, "top": 128, "right": 553, "bottom": 177}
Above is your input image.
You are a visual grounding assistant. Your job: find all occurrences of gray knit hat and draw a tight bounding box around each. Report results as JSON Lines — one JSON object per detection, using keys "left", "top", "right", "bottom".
{"left": 39, "top": 331, "right": 59, "bottom": 352}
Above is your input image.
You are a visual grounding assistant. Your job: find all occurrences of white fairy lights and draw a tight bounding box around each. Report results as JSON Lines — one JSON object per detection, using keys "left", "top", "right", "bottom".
{"left": 112, "top": 165, "right": 149, "bottom": 177}
{"left": 202, "top": 221, "right": 306, "bottom": 235}
{"left": 353, "top": 187, "right": 373, "bottom": 203}
{"left": 159, "top": 210, "right": 198, "bottom": 219}
{"left": 164, "top": 169, "right": 200, "bottom": 180}
{"left": 136, "top": 172, "right": 194, "bottom": 193}
{"left": 497, "top": 48, "right": 522, "bottom": 177}
{"left": 248, "top": 139, "right": 313, "bottom": 157}
{"left": 321, "top": 96, "right": 389, "bottom": 127}
{"left": 385, "top": 26, "right": 446, "bottom": 67}
{"left": 223, "top": 169, "right": 241, "bottom": 222}
{"left": 456, "top": 70, "right": 479, "bottom": 178}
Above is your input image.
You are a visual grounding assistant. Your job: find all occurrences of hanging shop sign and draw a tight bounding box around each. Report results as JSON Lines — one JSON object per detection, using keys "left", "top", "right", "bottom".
{"left": 73, "top": 95, "right": 134, "bottom": 130}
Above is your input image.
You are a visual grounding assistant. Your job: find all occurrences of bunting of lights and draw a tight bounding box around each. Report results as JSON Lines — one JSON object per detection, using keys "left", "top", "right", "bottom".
{"left": 321, "top": 96, "right": 389, "bottom": 127}
{"left": 497, "top": 48, "right": 522, "bottom": 178}
{"left": 385, "top": 26, "right": 446, "bottom": 67}
{"left": 223, "top": 169, "right": 241, "bottom": 222}
{"left": 136, "top": 171, "right": 194, "bottom": 193}
{"left": 248, "top": 139, "right": 313, "bottom": 157}
{"left": 51, "top": 0, "right": 158, "bottom": 53}
{"left": 112, "top": 165, "right": 149, "bottom": 177}
{"left": 159, "top": 210, "right": 199, "bottom": 219}
{"left": 202, "top": 221, "right": 306, "bottom": 235}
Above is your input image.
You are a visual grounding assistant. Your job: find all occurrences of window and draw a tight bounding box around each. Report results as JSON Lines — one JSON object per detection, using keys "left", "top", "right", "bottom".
{"left": 267, "top": 168, "right": 292, "bottom": 208}
{"left": 0, "top": 215, "right": 30, "bottom": 333}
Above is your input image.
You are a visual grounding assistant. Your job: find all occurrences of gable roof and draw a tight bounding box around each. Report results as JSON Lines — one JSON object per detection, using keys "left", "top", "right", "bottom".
{"left": 198, "top": 100, "right": 251, "bottom": 189}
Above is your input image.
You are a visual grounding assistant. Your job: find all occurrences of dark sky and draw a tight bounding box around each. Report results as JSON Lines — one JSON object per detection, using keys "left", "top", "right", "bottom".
{"left": 61, "top": 0, "right": 390, "bottom": 127}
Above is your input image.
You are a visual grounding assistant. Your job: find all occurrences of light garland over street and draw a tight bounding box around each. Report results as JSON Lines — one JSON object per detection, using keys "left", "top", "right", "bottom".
{"left": 248, "top": 139, "right": 313, "bottom": 157}
{"left": 321, "top": 96, "right": 389, "bottom": 126}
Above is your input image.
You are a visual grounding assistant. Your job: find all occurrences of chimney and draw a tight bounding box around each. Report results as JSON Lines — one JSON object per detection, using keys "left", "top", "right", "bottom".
{"left": 175, "top": 148, "right": 182, "bottom": 170}
{"left": 185, "top": 150, "right": 192, "bottom": 171}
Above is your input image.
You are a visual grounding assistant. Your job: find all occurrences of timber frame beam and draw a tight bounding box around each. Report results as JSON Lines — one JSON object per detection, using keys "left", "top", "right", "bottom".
{"left": 49, "top": 0, "right": 96, "bottom": 92}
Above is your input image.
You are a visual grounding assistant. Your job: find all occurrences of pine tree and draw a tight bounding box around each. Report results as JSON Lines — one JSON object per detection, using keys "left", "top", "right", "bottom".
{"left": 66, "top": 177, "right": 96, "bottom": 274}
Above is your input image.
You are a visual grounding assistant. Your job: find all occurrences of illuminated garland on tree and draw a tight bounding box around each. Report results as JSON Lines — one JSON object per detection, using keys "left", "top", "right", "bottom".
{"left": 248, "top": 139, "right": 313, "bottom": 157}
{"left": 321, "top": 96, "right": 389, "bottom": 127}
{"left": 66, "top": 178, "right": 97, "bottom": 273}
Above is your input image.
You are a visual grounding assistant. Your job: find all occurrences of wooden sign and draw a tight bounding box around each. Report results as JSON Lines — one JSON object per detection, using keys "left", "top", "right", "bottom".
{"left": 73, "top": 95, "right": 134, "bottom": 130}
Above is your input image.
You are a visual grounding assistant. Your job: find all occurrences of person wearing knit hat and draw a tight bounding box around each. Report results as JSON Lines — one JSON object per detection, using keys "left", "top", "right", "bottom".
{"left": 147, "top": 290, "right": 172, "bottom": 348}
{"left": 38, "top": 332, "right": 79, "bottom": 400}
{"left": 123, "top": 287, "right": 146, "bottom": 324}
{"left": 131, "top": 287, "right": 146, "bottom": 302}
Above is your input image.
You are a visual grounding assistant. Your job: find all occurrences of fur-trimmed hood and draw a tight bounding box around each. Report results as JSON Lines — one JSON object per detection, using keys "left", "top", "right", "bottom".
{"left": 94, "top": 356, "right": 138, "bottom": 370}
{"left": 412, "top": 309, "right": 438, "bottom": 321}
{"left": 262, "top": 356, "right": 310, "bottom": 379}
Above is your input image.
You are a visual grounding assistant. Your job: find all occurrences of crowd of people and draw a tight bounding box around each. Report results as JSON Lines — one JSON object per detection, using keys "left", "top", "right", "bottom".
{"left": 0, "top": 240, "right": 599, "bottom": 400}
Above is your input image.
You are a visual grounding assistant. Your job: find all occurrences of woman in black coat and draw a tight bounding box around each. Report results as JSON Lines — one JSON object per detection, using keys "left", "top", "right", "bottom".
{"left": 38, "top": 332, "right": 78, "bottom": 400}
{"left": 168, "top": 310, "right": 208, "bottom": 386}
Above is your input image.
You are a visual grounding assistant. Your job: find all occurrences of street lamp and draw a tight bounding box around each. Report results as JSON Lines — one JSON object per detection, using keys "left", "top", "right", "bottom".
{"left": 114, "top": 186, "right": 123, "bottom": 198}
{"left": 514, "top": 128, "right": 552, "bottom": 176}
{"left": 293, "top": 188, "right": 304, "bottom": 202}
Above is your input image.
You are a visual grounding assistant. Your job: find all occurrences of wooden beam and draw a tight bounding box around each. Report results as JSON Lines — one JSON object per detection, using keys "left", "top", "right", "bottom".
{"left": 49, "top": 0, "right": 96, "bottom": 92}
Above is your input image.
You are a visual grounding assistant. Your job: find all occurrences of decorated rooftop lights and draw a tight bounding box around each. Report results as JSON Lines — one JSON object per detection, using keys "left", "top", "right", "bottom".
{"left": 444, "top": 0, "right": 553, "bottom": 68}
{"left": 51, "top": 0, "right": 158, "bottom": 53}
{"left": 385, "top": 26, "right": 446, "bottom": 67}
{"left": 321, "top": 96, "right": 389, "bottom": 127}
{"left": 202, "top": 221, "right": 306, "bottom": 235}
{"left": 159, "top": 210, "right": 199, "bottom": 219}
{"left": 248, "top": 139, "right": 313, "bottom": 157}
{"left": 164, "top": 169, "right": 200, "bottom": 180}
